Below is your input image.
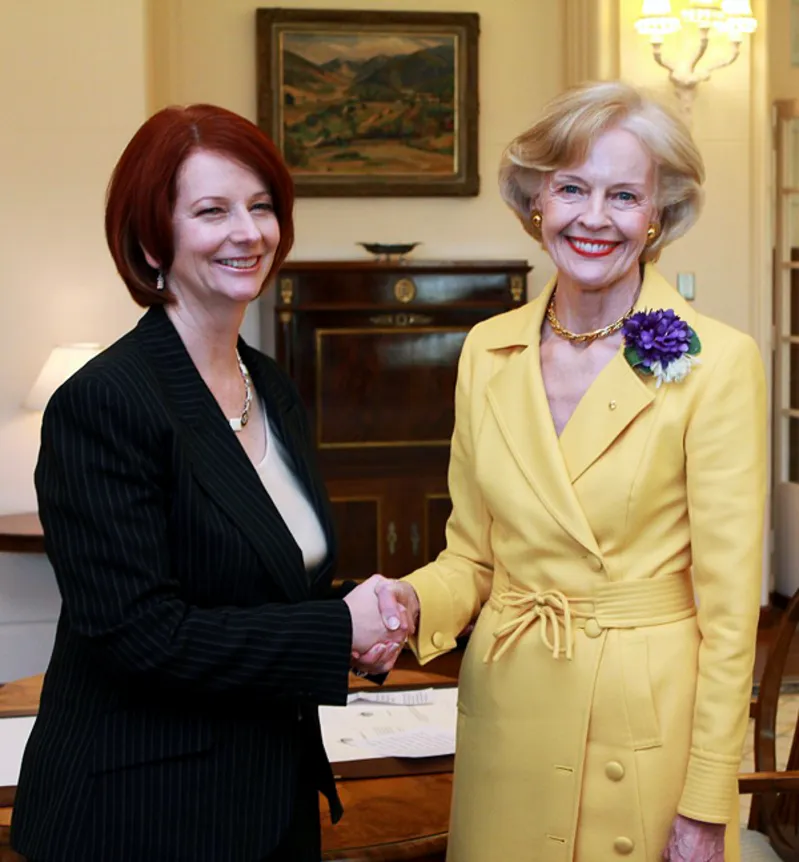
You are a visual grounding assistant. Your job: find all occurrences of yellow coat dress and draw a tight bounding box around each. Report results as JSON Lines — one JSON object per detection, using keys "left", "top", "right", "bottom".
{"left": 405, "top": 266, "right": 767, "bottom": 862}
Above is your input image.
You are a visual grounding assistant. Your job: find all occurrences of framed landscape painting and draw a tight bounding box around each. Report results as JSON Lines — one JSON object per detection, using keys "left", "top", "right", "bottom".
{"left": 256, "top": 8, "right": 479, "bottom": 197}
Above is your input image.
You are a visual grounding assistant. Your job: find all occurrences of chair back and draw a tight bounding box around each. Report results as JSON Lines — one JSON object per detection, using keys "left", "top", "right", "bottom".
{"left": 749, "top": 592, "right": 799, "bottom": 857}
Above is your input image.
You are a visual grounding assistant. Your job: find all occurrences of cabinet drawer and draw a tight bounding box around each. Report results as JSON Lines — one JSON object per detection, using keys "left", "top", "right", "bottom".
{"left": 281, "top": 269, "right": 525, "bottom": 307}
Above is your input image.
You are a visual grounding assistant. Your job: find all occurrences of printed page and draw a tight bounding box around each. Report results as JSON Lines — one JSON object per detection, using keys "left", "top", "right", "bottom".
{"left": 347, "top": 688, "right": 433, "bottom": 706}
{"left": 321, "top": 686, "right": 458, "bottom": 763}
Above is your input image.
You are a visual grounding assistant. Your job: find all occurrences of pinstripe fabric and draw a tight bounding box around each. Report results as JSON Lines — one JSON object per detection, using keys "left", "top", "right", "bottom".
{"left": 11, "top": 306, "right": 354, "bottom": 862}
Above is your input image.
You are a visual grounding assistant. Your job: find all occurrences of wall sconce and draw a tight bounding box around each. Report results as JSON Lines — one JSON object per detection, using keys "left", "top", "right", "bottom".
{"left": 24, "top": 344, "right": 102, "bottom": 411}
{"left": 635, "top": 0, "right": 757, "bottom": 120}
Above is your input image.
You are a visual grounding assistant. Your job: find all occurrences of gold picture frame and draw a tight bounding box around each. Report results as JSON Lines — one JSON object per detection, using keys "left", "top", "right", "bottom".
{"left": 256, "top": 8, "right": 480, "bottom": 197}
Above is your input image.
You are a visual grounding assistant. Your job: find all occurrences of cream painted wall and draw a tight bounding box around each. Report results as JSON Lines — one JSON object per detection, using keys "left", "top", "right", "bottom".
{"left": 151, "top": 0, "right": 565, "bottom": 317}
{"left": 0, "top": 0, "right": 149, "bottom": 677}
{"left": 563, "top": 0, "right": 620, "bottom": 85}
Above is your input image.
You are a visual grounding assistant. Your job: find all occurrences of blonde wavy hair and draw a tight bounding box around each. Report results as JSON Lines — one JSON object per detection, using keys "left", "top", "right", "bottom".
{"left": 498, "top": 80, "right": 705, "bottom": 262}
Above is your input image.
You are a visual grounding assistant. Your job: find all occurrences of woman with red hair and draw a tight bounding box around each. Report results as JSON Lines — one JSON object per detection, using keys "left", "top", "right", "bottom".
{"left": 11, "top": 104, "right": 407, "bottom": 862}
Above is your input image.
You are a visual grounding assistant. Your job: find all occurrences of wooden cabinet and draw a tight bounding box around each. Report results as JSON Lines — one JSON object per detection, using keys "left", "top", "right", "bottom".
{"left": 322, "top": 476, "right": 450, "bottom": 582}
{"left": 267, "top": 259, "right": 531, "bottom": 580}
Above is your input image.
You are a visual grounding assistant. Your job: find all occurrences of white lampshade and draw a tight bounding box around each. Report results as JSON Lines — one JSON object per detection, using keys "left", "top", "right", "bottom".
{"left": 719, "top": 0, "right": 757, "bottom": 35}
{"left": 24, "top": 343, "right": 103, "bottom": 410}
{"left": 636, "top": 0, "right": 681, "bottom": 39}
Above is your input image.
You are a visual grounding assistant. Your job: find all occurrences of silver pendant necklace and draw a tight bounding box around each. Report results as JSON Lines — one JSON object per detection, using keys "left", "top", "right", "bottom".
{"left": 228, "top": 349, "right": 252, "bottom": 433}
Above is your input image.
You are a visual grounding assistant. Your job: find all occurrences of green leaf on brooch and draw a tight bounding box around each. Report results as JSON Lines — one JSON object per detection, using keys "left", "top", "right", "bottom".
{"left": 624, "top": 344, "right": 648, "bottom": 371}
{"left": 688, "top": 330, "right": 702, "bottom": 355}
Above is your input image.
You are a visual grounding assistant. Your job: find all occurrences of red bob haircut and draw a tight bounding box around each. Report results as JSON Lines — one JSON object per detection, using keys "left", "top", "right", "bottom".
{"left": 105, "top": 104, "right": 295, "bottom": 308}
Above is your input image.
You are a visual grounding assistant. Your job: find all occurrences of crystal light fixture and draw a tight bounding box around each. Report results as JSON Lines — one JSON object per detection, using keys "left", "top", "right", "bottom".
{"left": 635, "top": 0, "right": 757, "bottom": 121}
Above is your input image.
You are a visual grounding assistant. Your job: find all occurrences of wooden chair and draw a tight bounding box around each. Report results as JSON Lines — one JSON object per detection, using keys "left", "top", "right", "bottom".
{"left": 740, "top": 590, "right": 799, "bottom": 859}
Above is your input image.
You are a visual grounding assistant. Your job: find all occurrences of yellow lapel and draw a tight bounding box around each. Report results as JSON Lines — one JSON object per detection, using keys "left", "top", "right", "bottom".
{"left": 485, "top": 277, "right": 601, "bottom": 556}
{"left": 559, "top": 265, "right": 696, "bottom": 483}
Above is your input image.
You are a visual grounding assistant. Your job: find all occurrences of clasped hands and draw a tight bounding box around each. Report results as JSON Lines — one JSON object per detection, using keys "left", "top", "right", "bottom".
{"left": 342, "top": 574, "right": 420, "bottom": 675}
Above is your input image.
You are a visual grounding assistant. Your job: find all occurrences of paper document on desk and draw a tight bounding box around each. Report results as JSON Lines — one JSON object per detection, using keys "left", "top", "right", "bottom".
{"left": 347, "top": 687, "right": 433, "bottom": 706}
{"left": 0, "top": 716, "right": 36, "bottom": 790}
{"left": 356, "top": 727, "right": 455, "bottom": 758}
{"left": 321, "top": 686, "right": 457, "bottom": 763}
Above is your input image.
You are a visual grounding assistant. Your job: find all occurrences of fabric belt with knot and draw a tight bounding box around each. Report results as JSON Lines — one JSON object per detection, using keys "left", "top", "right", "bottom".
{"left": 484, "top": 574, "right": 697, "bottom": 663}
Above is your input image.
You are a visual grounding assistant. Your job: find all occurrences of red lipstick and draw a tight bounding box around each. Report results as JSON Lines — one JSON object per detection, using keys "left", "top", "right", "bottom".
{"left": 565, "top": 237, "right": 620, "bottom": 258}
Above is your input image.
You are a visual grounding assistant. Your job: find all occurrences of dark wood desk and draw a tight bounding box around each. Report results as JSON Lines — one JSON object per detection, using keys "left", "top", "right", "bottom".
{"left": 0, "top": 652, "right": 459, "bottom": 861}
{"left": 0, "top": 514, "right": 43, "bottom": 555}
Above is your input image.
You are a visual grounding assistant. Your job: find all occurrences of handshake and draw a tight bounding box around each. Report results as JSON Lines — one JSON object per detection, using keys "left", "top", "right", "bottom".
{"left": 342, "top": 575, "right": 421, "bottom": 676}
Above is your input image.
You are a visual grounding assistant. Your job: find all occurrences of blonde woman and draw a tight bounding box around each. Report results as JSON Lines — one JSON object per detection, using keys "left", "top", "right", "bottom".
{"left": 375, "top": 81, "right": 766, "bottom": 861}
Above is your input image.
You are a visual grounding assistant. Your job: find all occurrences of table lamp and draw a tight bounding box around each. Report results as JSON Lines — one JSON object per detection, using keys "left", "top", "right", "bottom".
{"left": 24, "top": 344, "right": 103, "bottom": 411}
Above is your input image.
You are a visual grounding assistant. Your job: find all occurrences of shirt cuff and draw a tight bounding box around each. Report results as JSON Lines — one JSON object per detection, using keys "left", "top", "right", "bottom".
{"left": 677, "top": 748, "right": 741, "bottom": 823}
{"left": 403, "top": 568, "right": 458, "bottom": 664}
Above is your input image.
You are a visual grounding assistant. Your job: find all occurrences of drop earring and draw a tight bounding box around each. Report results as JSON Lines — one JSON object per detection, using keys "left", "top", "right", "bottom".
{"left": 156, "top": 271, "right": 165, "bottom": 291}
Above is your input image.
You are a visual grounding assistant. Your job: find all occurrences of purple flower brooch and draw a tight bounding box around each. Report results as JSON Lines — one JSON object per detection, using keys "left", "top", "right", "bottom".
{"left": 622, "top": 309, "right": 701, "bottom": 387}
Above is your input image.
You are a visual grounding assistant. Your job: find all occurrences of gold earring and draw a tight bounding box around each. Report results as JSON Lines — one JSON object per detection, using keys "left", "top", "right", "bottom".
{"left": 531, "top": 211, "right": 542, "bottom": 229}
{"left": 646, "top": 225, "right": 658, "bottom": 243}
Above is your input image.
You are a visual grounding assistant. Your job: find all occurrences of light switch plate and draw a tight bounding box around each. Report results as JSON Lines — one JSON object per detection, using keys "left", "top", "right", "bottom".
{"left": 676, "top": 272, "right": 695, "bottom": 301}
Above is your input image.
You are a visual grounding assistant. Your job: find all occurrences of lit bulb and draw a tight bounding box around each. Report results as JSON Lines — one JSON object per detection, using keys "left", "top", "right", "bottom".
{"left": 636, "top": 0, "right": 681, "bottom": 39}
{"left": 719, "top": 0, "right": 757, "bottom": 37}
{"left": 682, "top": 0, "right": 725, "bottom": 26}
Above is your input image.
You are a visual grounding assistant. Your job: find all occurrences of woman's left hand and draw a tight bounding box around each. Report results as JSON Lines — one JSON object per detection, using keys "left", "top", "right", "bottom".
{"left": 350, "top": 640, "right": 403, "bottom": 676}
{"left": 662, "top": 814, "right": 725, "bottom": 860}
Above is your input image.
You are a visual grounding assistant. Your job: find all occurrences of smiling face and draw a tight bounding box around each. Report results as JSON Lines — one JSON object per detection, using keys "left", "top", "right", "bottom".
{"left": 538, "top": 127, "right": 659, "bottom": 294}
{"left": 160, "top": 149, "right": 281, "bottom": 312}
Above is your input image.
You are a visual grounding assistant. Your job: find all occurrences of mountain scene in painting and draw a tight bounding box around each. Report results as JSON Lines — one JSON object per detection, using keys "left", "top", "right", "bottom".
{"left": 279, "top": 31, "right": 457, "bottom": 176}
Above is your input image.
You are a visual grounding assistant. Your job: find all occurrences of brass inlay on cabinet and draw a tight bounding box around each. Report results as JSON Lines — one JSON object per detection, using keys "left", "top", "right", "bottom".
{"left": 510, "top": 275, "right": 525, "bottom": 302}
{"left": 369, "top": 313, "right": 433, "bottom": 326}
{"left": 393, "top": 277, "right": 417, "bottom": 303}
{"left": 387, "top": 521, "right": 398, "bottom": 556}
{"left": 280, "top": 277, "right": 294, "bottom": 305}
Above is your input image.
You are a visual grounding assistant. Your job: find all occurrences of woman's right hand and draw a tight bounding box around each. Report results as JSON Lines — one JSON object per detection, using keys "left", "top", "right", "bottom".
{"left": 374, "top": 579, "right": 420, "bottom": 640}
{"left": 343, "top": 574, "right": 410, "bottom": 657}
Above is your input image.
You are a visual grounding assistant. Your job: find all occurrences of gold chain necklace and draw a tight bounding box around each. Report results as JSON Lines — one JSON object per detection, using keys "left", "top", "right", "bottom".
{"left": 546, "top": 289, "right": 636, "bottom": 345}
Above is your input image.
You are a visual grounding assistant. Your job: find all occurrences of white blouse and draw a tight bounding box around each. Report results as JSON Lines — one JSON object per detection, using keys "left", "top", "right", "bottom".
{"left": 254, "top": 408, "right": 328, "bottom": 572}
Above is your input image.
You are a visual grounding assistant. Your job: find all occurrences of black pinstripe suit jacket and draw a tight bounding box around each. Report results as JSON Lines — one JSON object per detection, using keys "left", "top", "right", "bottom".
{"left": 11, "top": 306, "right": 354, "bottom": 862}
